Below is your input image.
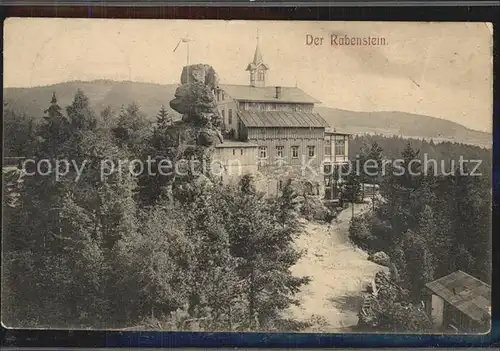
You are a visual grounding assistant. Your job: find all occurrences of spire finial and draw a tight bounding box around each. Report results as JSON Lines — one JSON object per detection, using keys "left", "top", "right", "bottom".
{"left": 252, "top": 31, "right": 263, "bottom": 65}
{"left": 51, "top": 91, "right": 57, "bottom": 104}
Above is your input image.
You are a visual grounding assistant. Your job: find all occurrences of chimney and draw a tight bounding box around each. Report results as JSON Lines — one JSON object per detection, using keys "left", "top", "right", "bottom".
{"left": 275, "top": 86, "right": 282, "bottom": 99}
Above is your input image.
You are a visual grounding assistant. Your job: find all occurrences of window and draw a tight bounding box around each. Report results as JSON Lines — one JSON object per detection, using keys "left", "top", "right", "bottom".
{"left": 259, "top": 146, "right": 268, "bottom": 159}
{"left": 258, "top": 70, "right": 265, "bottom": 81}
{"left": 233, "top": 149, "right": 236, "bottom": 156}
{"left": 291, "top": 146, "right": 299, "bottom": 159}
{"left": 240, "top": 149, "right": 244, "bottom": 156}
{"left": 308, "top": 145, "right": 315, "bottom": 158}
{"left": 276, "top": 146, "right": 284, "bottom": 158}
{"left": 221, "top": 109, "right": 225, "bottom": 122}
{"left": 324, "top": 144, "right": 332, "bottom": 156}
{"left": 228, "top": 109, "right": 233, "bottom": 125}
{"left": 278, "top": 180, "right": 283, "bottom": 190}
{"left": 335, "top": 139, "right": 346, "bottom": 156}
{"left": 250, "top": 71, "right": 255, "bottom": 81}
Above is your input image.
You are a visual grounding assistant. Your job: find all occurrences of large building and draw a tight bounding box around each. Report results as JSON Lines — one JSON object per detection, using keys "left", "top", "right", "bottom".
{"left": 214, "top": 37, "right": 350, "bottom": 197}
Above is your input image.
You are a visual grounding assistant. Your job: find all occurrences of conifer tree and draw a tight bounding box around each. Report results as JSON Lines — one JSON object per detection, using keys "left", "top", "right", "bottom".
{"left": 341, "top": 161, "right": 362, "bottom": 218}
{"left": 362, "top": 142, "right": 383, "bottom": 210}
{"left": 3, "top": 102, "right": 37, "bottom": 157}
{"left": 38, "top": 92, "right": 70, "bottom": 157}
{"left": 156, "top": 104, "right": 171, "bottom": 128}
{"left": 112, "top": 102, "right": 150, "bottom": 157}
{"left": 66, "top": 89, "right": 97, "bottom": 133}
{"left": 223, "top": 175, "right": 310, "bottom": 330}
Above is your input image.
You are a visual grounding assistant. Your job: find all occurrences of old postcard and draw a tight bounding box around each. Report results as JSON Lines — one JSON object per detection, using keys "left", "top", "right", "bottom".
{"left": 2, "top": 18, "right": 492, "bottom": 333}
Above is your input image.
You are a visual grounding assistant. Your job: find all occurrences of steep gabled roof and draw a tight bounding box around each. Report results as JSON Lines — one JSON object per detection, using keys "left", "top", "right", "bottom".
{"left": 425, "top": 270, "right": 491, "bottom": 323}
{"left": 220, "top": 84, "right": 320, "bottom": 104}
{"left": 238, "top": 110, "right": 330, "bottom": 128}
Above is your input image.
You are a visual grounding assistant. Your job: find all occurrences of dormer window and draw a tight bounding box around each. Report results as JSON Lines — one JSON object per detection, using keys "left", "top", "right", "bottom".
{"left": 258, "top": 70, "right": 265, "bottom": 81}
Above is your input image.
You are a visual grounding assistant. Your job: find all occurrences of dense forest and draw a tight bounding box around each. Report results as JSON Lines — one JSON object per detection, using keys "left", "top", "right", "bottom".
{"left": 2, "top": 91, "right": 309, "bottom": 330}
{"left": 2, "top": 90, "right": 492, "bottom": 332}
{"left": 347, "top": 139, "right": 492, "bottom": 332}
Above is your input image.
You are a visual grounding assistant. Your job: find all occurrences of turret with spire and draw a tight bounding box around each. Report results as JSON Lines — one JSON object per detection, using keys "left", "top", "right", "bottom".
{"left": 246, "top": 31, "right": 269, "bottom": 88}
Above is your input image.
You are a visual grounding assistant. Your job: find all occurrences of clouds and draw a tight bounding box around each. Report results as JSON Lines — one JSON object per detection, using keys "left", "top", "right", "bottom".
{"left": 3, "top": 18, "right": 492, "bottom": 132}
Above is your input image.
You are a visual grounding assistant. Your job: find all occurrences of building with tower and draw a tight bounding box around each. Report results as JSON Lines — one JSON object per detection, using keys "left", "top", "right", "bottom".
{"left": 214, "top": 35, "right": 350, "bottom": 198}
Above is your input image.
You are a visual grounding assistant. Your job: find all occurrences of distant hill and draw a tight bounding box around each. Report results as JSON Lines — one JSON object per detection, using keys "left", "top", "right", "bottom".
{"left": 4, "top": 80, "right": 181, "bottom": 121}
{"left": 4, "top": 80, "right": 491, "bottom": 148}
{"left": 315, "top": 107, "right": 491, "bottom": 148}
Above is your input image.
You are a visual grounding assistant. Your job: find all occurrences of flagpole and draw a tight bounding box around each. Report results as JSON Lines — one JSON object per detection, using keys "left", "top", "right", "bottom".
{"left": 187, "top": 42, "right": 190, "bottom": 84}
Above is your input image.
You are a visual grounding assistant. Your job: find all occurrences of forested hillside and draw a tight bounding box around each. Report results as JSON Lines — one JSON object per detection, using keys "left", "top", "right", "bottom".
{"left": 346, "top": 140, "right": 491, "bottom": 332}
{"left": 2, "top": 90, "right": 310, "bottom": 330}
{"left": 4, "top": 80, "right": 491, "bottom": 148}
{"left": 2, "top": 87, "right": 492, "bottom": 332}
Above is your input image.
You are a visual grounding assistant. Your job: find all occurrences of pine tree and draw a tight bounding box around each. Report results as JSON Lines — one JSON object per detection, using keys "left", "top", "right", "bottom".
{"left": 66, "top": 89, "right": 97, "bottom": 133}
{"left": 394, "top": 230, "right": 434, "bottom": 301}
{"left": 397, "top": 142, "right": 421, "bottom": 189}
{"left": 223, "top": 176, "right": 310, "bottom": 330}
{"left": 274, "top": 179, "right": 302, "bottom": 231}
{"left": 341, "top": 161, "right": 362, "bottom": 218}
{"left": 99, "top": 106, "right": 116, "bottom": 129}
{"left": 180, "top": 184, "right": 241, "bottom": 330}
{"left": 38, "top": 92, "right": 71, "bottom": 157}
{"left": 157, "top": 104, "right": 171, "bottom": 128}
{"left": 112, "top": 102, "right": 150, "bottom": 157}
{"left": 364, "top": 142, "right": 383, "bottom": 210}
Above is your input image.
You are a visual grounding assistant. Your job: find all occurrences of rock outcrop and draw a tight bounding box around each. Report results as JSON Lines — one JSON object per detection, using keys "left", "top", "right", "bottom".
{"left": 180, "top": 64, "right": 219, "bottom": 90}
{"left": 169, "top": 64, "right": 223, "bottom": 149}
{"left": 168, "top": 64, "right": 224, "bottom": 198}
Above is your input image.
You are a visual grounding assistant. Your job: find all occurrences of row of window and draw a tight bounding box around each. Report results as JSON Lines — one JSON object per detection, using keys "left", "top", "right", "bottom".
{"left": 216, "top": 90, "right": 225, "bottom": 101}
{"left": 258, "top": 145, "right": 316, "bottom": 159}
{"left": 231, "top": 148, "right": 245, "bottom": 156}
{"left": 250, "top": 71, "right": 266, "bottom": 81}
{"left": 221, "top": 109, "right": 233, "bottom": 125}
{"left": 257, "top": 142, "right": 346, "bottom": 159}
{"left": 324, "top": 139, "right": 346, "bottom": 156}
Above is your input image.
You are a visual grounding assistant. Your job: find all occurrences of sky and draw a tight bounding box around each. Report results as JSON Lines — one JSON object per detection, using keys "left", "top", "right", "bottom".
{"left": 4, "top": 18, "right": 493, "bottom": 132}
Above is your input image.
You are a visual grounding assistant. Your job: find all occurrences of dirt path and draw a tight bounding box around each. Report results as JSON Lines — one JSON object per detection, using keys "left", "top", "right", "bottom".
{"left": 285, "top": 202, "right": 385, "bottom": 332}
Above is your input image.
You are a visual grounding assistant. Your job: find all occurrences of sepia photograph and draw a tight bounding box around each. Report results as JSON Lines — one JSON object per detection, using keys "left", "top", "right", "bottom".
{"left": 2, "top": 18, "right": 493, "bottom": 334}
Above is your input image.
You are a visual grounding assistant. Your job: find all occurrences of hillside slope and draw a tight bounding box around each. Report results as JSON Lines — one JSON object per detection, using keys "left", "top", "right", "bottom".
{"left": 4, "top": 80, "right": 491, "bottom": 147}
{"left": 4, "top": 80, "right": 180, "bottom": 120}
{"left": 316, "top": 107, "right": 491, "bottom": 148}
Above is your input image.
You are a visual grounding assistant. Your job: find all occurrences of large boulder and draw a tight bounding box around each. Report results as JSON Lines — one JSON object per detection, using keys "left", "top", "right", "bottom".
{"left": 180, "top": 64, "right": 220, "bottom": 90}
{"left": 169, "top": 83, "right": 218, "bottom": 118}
{"left": 197, "top": 128, "right": 223, "bottom": 147}
{"left": 368, "top": 251, "right": 391, "bottom": 267}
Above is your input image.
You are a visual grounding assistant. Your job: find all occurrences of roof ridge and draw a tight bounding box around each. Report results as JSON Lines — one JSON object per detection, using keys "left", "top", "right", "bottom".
{"left": 456, "top": 270, "right": 491, "bottom": 288}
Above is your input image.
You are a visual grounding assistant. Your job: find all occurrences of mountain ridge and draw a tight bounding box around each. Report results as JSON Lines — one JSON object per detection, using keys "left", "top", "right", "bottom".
{"left": 3, "top": 79, "right": 491, "bottom": 148}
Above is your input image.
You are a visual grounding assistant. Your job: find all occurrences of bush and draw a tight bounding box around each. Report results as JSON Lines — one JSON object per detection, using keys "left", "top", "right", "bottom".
{"left": 348, "top": 214, "right": 377, "bottom": 252}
